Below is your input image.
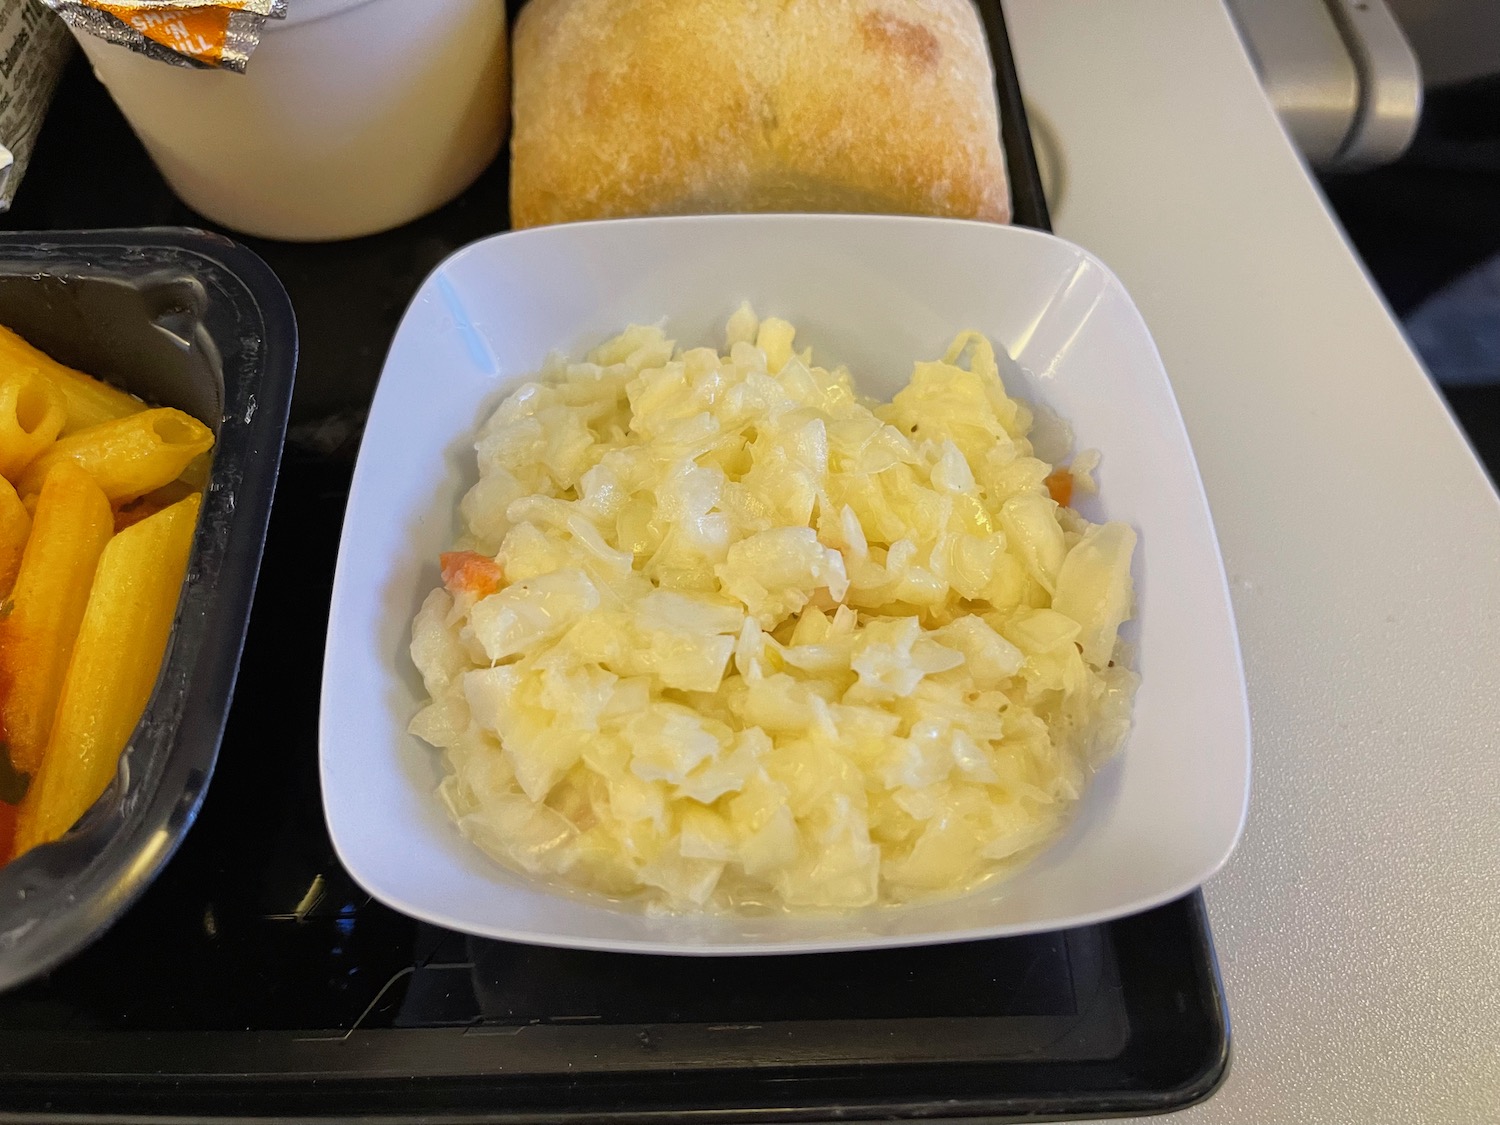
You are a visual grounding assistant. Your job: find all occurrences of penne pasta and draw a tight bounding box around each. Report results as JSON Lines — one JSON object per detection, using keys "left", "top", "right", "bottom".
{"left": 17, "top": 408, "right": 215, "bottom": 504}
{"left": 0, "top": 462, "right": 113, "bottom": 775}
{"left": 14, "top": 494, "right": 200, "bottom": 856}
{"left": 0, "top": 370, "right": 66, "bottom": 480}
{"left": 113, "top": 477, "right": 198, "bottom": 533}
{"left": 0, "top": 326, "right": 145, "bottom": 435}
{"left": 0, "top": 476, "right": 28, "bottom": 599}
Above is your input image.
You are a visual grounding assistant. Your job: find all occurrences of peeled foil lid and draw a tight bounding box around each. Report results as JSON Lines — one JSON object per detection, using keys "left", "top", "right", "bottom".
{"left": 40, "top": 0, "right": 287, "bottom": 71}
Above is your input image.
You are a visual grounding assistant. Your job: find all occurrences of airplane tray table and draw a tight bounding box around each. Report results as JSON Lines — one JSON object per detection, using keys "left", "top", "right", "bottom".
{"left": 0, "top": 6, "right": 1230, "bottom": 1121}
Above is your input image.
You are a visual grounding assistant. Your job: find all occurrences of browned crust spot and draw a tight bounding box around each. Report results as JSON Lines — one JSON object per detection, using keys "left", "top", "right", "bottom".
{"left": 859, "top": 11, "right": 942, "bottom": 72}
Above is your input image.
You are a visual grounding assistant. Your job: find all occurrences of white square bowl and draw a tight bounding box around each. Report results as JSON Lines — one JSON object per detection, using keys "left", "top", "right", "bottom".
{"left": 321, "top": 214, "right": 1250, "bottom": 955}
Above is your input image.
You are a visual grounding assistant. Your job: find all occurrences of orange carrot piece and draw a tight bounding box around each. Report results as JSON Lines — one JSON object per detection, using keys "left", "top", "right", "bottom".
{"left": 440, "top": 550, "right": 505, "bottom": 600}
{"left": 1044, "top": 468, "right": 1074, "bottom": 508}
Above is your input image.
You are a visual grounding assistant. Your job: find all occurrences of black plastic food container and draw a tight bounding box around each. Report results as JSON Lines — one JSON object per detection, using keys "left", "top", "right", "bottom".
{"left": 0, "top": 229, "right": 295, "bottom": 990}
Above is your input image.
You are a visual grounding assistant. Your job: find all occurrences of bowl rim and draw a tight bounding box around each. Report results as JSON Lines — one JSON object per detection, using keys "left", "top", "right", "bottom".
{"left": 321, "top": 212, "right": 1251, "bottom": 955}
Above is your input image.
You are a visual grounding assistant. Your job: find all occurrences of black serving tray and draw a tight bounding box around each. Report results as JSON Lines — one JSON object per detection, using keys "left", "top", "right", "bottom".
{"left": 0, "top": 2, "right": 1228, "bottom": 1120}
{"left": 0, "top": 229, "right": 296, "bottom": 992}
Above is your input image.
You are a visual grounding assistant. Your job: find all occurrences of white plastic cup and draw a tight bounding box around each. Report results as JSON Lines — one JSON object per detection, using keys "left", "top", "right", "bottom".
{"left": 73, "top": 0, "right": 509, "bottom": 241}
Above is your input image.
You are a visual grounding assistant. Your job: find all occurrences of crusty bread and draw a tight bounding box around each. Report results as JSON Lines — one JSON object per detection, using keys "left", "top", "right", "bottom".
{"left": 510, "top": 0, "right": 1010, "bottom": 228}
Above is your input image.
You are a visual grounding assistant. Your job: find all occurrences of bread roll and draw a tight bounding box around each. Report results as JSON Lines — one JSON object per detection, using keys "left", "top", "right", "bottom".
{"left": 510, "top": 0, "right": 1010, "bottom": 228}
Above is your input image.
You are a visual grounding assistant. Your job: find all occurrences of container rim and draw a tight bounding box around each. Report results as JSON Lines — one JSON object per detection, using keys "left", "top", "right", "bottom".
{"left": 0, "top": 227, "right": 297, "bottom": 992}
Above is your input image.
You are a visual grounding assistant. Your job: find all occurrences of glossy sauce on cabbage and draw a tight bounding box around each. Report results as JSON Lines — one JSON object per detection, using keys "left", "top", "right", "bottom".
{"left": 409, "top": 308, "right": 1138, "bottom": 912}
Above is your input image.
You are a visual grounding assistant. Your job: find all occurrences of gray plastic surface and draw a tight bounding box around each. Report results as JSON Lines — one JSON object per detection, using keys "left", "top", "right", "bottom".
{"left": 1228, "top": 0, "right": 1421, "bottom": 169}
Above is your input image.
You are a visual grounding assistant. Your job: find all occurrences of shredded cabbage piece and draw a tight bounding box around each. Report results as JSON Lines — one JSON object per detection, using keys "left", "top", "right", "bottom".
{"left": 411, "top": 308, "right": 1139, "bottom": 912}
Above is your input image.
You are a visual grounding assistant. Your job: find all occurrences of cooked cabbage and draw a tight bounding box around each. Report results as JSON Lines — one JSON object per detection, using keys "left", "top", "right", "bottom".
{"left": 410, "top": 308, "right": 1139, "bottom": 912}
